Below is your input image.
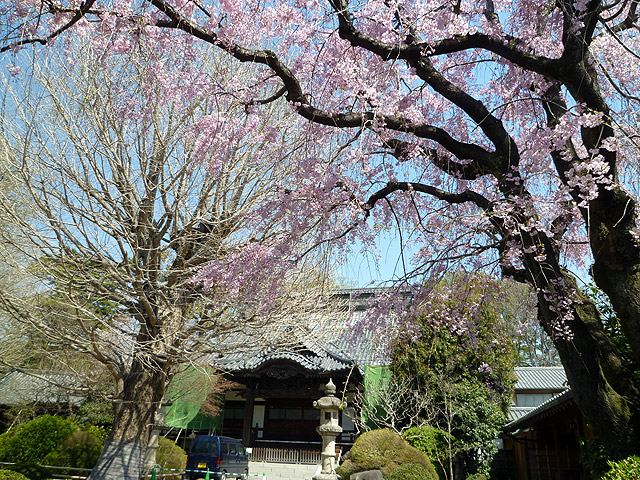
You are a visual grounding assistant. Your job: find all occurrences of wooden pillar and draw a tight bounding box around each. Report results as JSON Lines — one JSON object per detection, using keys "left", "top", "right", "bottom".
{"left": 242, "top": 394, "right": 255, "bottom": 446}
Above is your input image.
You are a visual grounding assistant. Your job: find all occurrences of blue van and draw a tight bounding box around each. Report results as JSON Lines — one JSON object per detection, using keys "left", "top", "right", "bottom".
{"left": 183, "top": 436, "right": 249, "bottom": 480}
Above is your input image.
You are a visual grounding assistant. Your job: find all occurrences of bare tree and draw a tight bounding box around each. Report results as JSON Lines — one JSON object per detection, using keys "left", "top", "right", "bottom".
{"left": 350, "top": 373, "right": 432, "bottom": 436}
{"left": 0, "top": 40, "right": 332, "bottom": 480}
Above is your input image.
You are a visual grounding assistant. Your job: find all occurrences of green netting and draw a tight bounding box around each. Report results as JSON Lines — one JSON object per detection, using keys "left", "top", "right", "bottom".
{"left": 164, "top": 366, "right": 223, "bottom": 430}
{"left": 362, "top": 365, "right": 392, "bottom": 428}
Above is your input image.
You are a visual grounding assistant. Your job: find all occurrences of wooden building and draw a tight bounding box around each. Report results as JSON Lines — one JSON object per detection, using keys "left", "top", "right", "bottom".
{"left": 166, "top": 288, "right": 405, "bottom": 461}
{"left": 495, "top": 367, "right": 594, "bottom": 480}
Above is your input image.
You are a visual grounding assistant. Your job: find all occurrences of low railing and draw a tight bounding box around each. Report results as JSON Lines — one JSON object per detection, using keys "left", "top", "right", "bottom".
{"left": 248, "top": 446, "right": 321, "bottom": 464}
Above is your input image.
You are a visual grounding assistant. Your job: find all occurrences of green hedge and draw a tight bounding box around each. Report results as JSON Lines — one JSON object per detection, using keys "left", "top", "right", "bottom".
{"left": 0, "top": 415, "right": 79, "bottom": 480}
{"left": 0, "top": 415, "right": 77, "bottom": 463}
{"left": 0, "top": 415, "right": 106, "bottom": 480}
{"left": 403, "top": 425, "right": 454, "bottom": 479}
{"left": 42, "top": 429, "right": 104, "bottom": 472}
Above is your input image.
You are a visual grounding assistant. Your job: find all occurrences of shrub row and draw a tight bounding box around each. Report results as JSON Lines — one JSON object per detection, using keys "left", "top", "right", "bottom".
{"left": 0, "top": 415, "right": 185, "bottom": 480}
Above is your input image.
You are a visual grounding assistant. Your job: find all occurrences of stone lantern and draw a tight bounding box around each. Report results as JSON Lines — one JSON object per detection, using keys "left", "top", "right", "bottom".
{"left": 313, "top": 379, "right": 345, "bottom": 480}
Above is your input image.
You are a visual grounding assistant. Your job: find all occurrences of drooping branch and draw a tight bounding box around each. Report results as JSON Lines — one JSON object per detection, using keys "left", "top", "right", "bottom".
{"left": 383, "top": 138, "right": 487, "bottom": 180}
{"left": 0, "top": 0, "right": 98, "bottom": 53}
{"left": 327, "top": 0, "right": 520, "bottom": 172}
{"left": 328, "top": 0, "right": 561, "bottom": 76}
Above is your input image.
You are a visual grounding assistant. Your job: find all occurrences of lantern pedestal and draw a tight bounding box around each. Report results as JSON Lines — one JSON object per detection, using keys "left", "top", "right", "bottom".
{"left": 313, "top": 379, "right": 345, "bottom": 480}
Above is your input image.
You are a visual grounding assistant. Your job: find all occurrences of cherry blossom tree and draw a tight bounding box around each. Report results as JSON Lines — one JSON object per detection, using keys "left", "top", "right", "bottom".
{"left": 3, "top": 0, "right": 640, "bottom": 462}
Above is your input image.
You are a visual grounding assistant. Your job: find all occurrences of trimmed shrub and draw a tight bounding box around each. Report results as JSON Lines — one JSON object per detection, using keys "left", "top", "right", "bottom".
{"left": 466, "top": 474, "right": 488, "bottom": 480}
{"left": 335, "top": 459, "right": 359, "bottom": 480}
{"left": 0, "top": 415, "right": 79, "bottom": 480}
{"left": 156, "top": 437, "right": 187, "bottom": 480}
{"left": 388, "top": 463, "right": 435, "bottom": 480}
{"left": 601, "top": 456, "right": 640, "bottom": 480}
{"left": 0, "top": 469, "right": 29, "bottom": 480}
{"left": 336, "top": 429, "right": 437, "bottom": 480}
{"left": 0, "top": 415, "right": 78, "bottom": 463}
{"left": 42, "top": 429, "right": 104, "bottom": 472}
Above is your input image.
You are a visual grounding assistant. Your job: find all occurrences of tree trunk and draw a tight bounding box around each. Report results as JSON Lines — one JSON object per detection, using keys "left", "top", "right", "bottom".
{"left": 538, "top": 276, "right": 640, "bottom": 459}
{"left": 88, "top": 360, "right": 166, "bottom": 480}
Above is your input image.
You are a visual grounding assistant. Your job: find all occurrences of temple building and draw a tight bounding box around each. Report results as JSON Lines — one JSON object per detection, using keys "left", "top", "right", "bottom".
{"left": 164, "top": 288, "right": 405, "bottom": 460}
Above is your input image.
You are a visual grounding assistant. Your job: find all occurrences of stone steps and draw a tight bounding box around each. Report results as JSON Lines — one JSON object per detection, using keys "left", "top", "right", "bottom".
{"left": 248, "top": 461, "right": 321, "bottom": 480}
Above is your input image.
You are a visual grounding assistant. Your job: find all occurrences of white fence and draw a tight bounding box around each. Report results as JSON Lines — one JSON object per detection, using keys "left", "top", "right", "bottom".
{"left": 248, "top": 447, "right": 320, "bottom": 464}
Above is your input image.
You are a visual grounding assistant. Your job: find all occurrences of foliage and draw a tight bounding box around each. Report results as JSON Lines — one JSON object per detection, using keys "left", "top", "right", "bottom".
{"left": 42, "top": 429, "right": 104, "bottom": 472}
{"left": 449, "top": 382, "right": 504, "bottom": 464}
{"left": 580, "top": 437, "right": 610, "bottom": 479}
{"left": 403, "top": 426, "right": 455, "bottom": 480}
{"left": 73, "top": 399, "right": 114, "bottom": 431}
{"left": 4, "top": 0, "right": 640, "bottom": 460}
{"left": 0, "top": 415, "right": 77, "bottom": 462}
{"left": 335, "top": 429, "right": 437, "bottom": 480}
{"left": 0, "top": 415, "right": 78, "bottom": 480}
{"left": 156, "top": 437, "right": 187, "bottom": 480}
{"left": 466, "top": 475, "right": 488, "bottom": 480}
{"left": 387, "top": 463, "right": 437, "bottom": 480}
{"left": 394, "top": 274, "right": 518, "bottom": 409}
{"left": 0, "top": 470, "right": 29, "bottom": 480}
{"left": 392, "top": 276, "right": 514, "bottom": 476}
{"left": 601, "top": 456, "right": 640, "bottom": 480}
{"left": 500, "top": 282, "right": 560, "bottom": 367}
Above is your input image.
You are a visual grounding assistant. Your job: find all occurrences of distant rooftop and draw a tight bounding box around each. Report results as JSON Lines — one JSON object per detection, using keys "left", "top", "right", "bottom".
{"left": 0, "top": 369, "right": 85, "bottom": 407}
{"left": 514, "top": 366, "right": 568, "bottom": 391}
{"left": 214, "top": 308, "right": 392, "bottom": 377}
{"left": 507, "top": 366, "right": 570, "bottom": 423}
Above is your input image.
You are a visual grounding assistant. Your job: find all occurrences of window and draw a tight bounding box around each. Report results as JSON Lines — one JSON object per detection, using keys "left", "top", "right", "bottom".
{"left": 516, "top": 393, "right": 553, "bottom": 407}
{"left": 224, "top": 406, "right": 245, "bottom": 420}
{"left": 192, "top": 439, "right": 218, "bottom": 454}
{"left": 303, "top": 409, "right": 320, "bottom": 421}
{"left": 269, "top": 408, "right": 286, "bottom": 420}
{"left": 285, "top": 408, "right": 302, "bottom": 420}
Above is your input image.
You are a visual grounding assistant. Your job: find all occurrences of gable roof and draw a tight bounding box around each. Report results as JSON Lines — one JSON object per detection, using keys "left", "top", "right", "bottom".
{"left": 211, "top": 288, "right": 406, "bottom": 376}
{"left": 214, "top": 309, "right": 390, "bottom": 376}
{"left": 514, "top": 366, "right": 567, "bottom": 390}
{"left": 0, "top": 369, "right": 85, "bottom": 407}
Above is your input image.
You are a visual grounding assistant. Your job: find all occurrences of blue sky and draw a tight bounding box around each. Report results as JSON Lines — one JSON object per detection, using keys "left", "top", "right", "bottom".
{"left": 339, "top": 231, "right": 415, "bottom": 287}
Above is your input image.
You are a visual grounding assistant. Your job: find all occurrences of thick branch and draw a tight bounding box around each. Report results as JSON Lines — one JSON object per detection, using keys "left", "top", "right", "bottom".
{"left": 363, "top": 181, "right": 491, "bottom": 214}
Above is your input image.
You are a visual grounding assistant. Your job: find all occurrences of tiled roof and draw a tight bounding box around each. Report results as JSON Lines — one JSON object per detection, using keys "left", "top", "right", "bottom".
{"left": 0, "top": 369, "right": 84, "bottom": 406}
{"left": 514, "top": 366, "right": 568, "bottom": 390}
{"left": 212, "top": 289, "right": 403, "bottom": 376}
{"left": 505, "top": 389, "right": 574, "bottom": 431}
{"left": 215, "top": 309, "right": 392, "bottom": 376}
{"left": 506, "top": 406, "right": 537, "bottom": 422}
